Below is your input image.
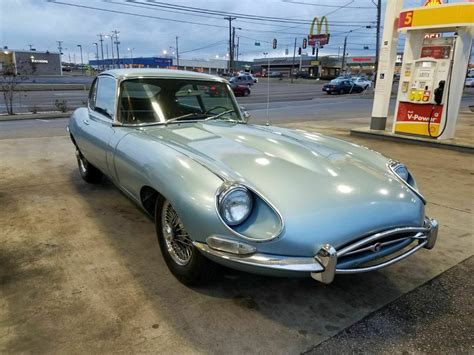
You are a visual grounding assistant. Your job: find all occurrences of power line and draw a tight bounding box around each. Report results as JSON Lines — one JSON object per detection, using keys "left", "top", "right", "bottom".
{"left": 281, "top": 0, "right": 373, "bottom": 9}
{"left": 129, "top": 0, "right": 375, "bottom": 25}
{"left": 48, "top": 1, "right": 227, "bottom": 29}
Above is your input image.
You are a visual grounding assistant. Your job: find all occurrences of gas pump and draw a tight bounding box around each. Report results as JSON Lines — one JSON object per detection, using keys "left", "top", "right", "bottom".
{"left": 394, "top": 36, "right": 455, "bottom": 138}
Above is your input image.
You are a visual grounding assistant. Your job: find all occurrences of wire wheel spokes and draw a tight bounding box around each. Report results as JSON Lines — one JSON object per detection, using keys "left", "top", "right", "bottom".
{"left": 162, "top": 200, "right": 193, "bottom": 266}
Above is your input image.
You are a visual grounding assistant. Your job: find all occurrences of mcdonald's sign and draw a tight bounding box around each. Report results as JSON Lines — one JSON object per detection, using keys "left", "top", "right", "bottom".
{"left": 308, "top": 16, "right": 330, "bottom": 47}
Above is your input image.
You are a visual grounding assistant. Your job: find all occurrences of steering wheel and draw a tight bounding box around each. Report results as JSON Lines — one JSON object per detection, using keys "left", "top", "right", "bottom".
{"left": 204, "top": 105, "right": 228, "bottom": 115}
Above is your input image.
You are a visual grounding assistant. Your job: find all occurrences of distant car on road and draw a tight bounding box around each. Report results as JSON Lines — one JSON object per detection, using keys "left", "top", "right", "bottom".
{"left": 322, "top": 79, "right": 364, "bottom": 95}
{"left": 352, "top": 76, "right": 372, "bottom": 89}
{"left": 206, "top": 83, "right": 250, "bottom": 97}
{"left": 295, "top": 71, "right": 310, "bottom": 79}
{"left": 229, "top": 75, "right": 254, "bottom": 86}
{"left": 269, "top": 71, "right": 283, "bottom": 78}
{"left": 465, "top": 77, "right": 474, "bottom": 88}
{"left": 253, "top": 72, "right": 262, "bottom": 78}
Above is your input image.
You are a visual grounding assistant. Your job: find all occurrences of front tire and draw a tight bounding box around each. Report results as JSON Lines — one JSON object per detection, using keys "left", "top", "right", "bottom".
{"left": 76, "top": 149, "right": 102, "bottom": 184}
{"left": 155, "top": 197, "right": 213, "bottom": 286}
{"left": 244, "top": 89, "right": 250, "bottom": 96}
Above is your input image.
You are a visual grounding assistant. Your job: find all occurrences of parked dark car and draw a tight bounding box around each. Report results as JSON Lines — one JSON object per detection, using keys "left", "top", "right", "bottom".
{"left": 205, "top": 83, "right": 250, "bottom": 97}
{"left": 295, "top": 71, "right": 310, "bottom": 79}
{"left": 269, "top": 71, "right": 283, "bottom": 78}
{"left": 322, "top": 79, "right": 364, "bottom": 95}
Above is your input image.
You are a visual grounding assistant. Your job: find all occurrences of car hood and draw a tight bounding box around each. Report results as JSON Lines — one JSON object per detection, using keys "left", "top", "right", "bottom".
{"left": 142, "top": 121, "right": 424, "bottom": 255}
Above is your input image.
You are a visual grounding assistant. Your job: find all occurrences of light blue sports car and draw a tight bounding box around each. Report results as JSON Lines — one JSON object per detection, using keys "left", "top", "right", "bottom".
{"left": 68, "top": 69, "right": 438, "bottom": 285}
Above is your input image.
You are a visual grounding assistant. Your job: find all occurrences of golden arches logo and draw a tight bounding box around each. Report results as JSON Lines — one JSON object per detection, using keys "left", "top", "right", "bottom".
{"left": 308, "top": 16, "right": 330, "bottom": 46}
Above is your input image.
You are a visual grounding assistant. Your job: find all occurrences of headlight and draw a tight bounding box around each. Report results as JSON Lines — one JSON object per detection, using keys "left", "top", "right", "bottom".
{"left": 218, "top": 185, "right": 253, "bottom": 226}
{"left": 394, "top": 164, "right": 409, "bottom": 182}
{"left": 388, "top": 161, "right": 424, "bottom": 203}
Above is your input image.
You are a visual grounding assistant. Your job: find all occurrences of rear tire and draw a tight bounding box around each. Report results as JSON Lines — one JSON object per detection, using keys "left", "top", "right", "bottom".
{"left": 76, "top": 149, "right": 103, "bottom": 184}
{"left": 155, "top": 197, "right": 214, "bottom": 286}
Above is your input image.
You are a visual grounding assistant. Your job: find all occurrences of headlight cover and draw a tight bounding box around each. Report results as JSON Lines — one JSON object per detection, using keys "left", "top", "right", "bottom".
{"left": 388, "top": 160, "right": 425, "bottom": 204}
{"left": 218, "top": 185, "right": 253, "bottom": 226}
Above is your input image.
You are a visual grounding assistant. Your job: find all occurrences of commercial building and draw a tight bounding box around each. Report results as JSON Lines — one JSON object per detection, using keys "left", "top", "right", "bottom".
{"left": 89, "top": 57, "right": 252, "bottom": 75}
{"left": 0, "top": 49, "right": 61, "bottom": 75}
{"left": 252, "top": 55, "right": 342, "bottom": 79}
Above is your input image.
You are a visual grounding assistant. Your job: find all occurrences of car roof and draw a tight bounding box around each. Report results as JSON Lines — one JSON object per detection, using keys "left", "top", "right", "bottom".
{"left": 100, "top": 68, "right": 228, "bottom": 83}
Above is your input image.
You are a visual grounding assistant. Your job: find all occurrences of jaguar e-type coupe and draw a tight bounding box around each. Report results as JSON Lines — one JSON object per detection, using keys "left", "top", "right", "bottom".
{"left": 68, "top": 69, "right": 438, "bottom": 285}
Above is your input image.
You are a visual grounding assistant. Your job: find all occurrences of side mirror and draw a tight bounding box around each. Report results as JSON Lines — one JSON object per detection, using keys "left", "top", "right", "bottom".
{"left": 240, "top": 106, "right": 251, "bottom": 122}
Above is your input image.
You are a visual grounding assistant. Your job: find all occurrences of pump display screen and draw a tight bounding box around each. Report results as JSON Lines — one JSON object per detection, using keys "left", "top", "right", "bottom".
{"left": 421, "top": 62, "right": 433, "bottom": 68}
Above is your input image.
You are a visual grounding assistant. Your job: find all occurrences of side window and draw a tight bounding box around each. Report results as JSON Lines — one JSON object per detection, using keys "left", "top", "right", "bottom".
{"left": 95, "top": 76, "right": 116, "bottom": 119}
{"left": 89, "top": 78, "right": 98, "bottom": 108}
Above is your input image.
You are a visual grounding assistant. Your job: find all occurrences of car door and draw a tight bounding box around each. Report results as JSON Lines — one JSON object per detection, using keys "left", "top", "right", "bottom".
{"left": 81, "top": 75, "right": 117, "bottom": 175}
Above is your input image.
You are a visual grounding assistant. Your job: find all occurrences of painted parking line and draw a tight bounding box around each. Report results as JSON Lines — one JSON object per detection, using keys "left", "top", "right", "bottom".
{"left": 36, "top": 119, "right": 51, "bottom": 122}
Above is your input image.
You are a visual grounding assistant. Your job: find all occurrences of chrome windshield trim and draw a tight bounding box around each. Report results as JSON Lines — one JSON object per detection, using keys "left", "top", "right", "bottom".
{"left": 387, "top": 160, "right": 426, "bottom": 205}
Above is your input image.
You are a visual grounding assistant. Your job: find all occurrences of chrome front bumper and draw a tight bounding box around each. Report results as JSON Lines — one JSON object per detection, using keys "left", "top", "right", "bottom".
{"left": 194, "top": 217, "right": 438, "bottom": 284}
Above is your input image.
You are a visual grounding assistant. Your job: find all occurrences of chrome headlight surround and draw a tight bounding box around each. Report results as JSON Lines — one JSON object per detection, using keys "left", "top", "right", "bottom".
{"left": 217, "top": 184, "right": 253, "bottom": 226}
{"left": 388, "top": 160, "right": 426, "bottom": 204}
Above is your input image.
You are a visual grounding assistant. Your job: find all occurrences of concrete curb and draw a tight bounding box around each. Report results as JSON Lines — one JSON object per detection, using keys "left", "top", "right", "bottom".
{"left": 0, "top": 112, "right": 71, "bottom": 121}
{"left": 350, "top": 127, "right": 473, "bottom": 154}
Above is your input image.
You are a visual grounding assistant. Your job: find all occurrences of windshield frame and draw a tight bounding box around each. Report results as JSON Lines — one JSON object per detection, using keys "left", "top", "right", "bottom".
{"left": 114, "top": 77, "right": 244, "bottom": 127}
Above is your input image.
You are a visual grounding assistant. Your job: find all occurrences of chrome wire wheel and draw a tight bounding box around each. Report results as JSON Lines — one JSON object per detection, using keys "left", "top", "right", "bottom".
{"left": 161, "top": 200, "right": 193, "bottom": 266}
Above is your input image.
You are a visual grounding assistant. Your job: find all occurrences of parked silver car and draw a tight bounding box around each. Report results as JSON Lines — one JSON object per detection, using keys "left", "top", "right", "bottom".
{"left": 68, "top": 69, "right": 438, "bottom": 285}
{"left": 229, "top": 74, "right": 254, "bottom": 86}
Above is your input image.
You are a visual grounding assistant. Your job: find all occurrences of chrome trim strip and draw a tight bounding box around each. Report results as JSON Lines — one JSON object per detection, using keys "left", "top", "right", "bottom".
{"left": 341, "top": 235, "right": 419, "bottom": 257}
{"left": 335, "top": 240, "right": 427, "bottom": 274}
{"left": 337, "top": 228, "right": 428, "bottom": 257}
{"left": 387, "top": 160, "right": 426, "bottom": 204}
{"left": 194, "top": 242, "right": 324, "bottom": 272}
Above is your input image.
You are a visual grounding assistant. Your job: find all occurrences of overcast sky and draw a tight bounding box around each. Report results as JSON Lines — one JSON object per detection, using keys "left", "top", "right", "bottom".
{"left": 0, "top": 0, "right": 465, "bottom": 63}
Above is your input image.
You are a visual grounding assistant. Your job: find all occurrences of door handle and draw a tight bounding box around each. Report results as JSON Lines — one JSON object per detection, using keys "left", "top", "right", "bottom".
{"left": 83, "top": 119, "right": 90, "bottom": 125}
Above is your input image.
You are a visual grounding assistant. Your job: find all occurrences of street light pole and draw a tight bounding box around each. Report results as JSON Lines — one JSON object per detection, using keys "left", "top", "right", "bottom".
{"left": 93, "top": 42, "right": 99, "bottom": 71}
{"left": 291, "top": 37, "right": 297, "bottom": 83}
{"left": 57, "top": 40, "right": 63, "bottom": 76}
{"left": 77, "top": 44, "right": 83, "bottom": 74}
{"left": 98, "top": 34, "right": 105, "bottom": 70}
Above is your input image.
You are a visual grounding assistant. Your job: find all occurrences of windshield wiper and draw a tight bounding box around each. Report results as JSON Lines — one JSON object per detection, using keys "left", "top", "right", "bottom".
{"left": 204, "top": 109, "right": 237, "bottom": 122}
{"left": 165, "top": 112, "right": 209, "bottom": 125}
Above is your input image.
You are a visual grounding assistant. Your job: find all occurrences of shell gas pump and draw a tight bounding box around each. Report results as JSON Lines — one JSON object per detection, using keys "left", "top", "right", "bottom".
{"left": 394, "top": 37, "right": 455, "bottom": 138}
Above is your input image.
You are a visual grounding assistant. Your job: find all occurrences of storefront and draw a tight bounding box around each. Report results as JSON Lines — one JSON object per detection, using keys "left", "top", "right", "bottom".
{"left": 0, "top": 49, "right": 61, "bottom": 75}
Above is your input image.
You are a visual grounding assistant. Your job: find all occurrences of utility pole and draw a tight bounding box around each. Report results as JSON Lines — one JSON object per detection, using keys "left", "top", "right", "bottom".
{"left": 236, "top": 36, "right": 240, "bottom": 62}
{"left": 57, "top": 40, "right": 63, "bottom": 76}
{"left": 374, "top": 0, "right": 382, "bottom": 83}
{"left": 106, "top": 44, "right": 109, "bottom": 69}
{"left": 175, "top": 36, "right": 180, "bottom": 68}
{"left": 77, "top": 44, "right": 83, "bottom": 74}
{"left": 106, "top": 35, "right": 115, "bottom": 68}
{"left": 98, "top": 34, "right": 105, "bottom": 70}
{"left": 112, "top": 30, "right": 120, "bottom": 69}
{"left": 224, "top": 17, "right": 236, "bottom": 73}
{"left": 232, "top": 26, "right": 236, "bottom": 72}
{"left": 341, "top": 33, "right": 349, "bottom": 73}
{"left": 291, "top": 38, "right": 297, "bottom": 83}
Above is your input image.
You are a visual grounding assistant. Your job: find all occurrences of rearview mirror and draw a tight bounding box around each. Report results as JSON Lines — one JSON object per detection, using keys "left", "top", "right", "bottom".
{"left": 240, "top": 106, "right": 251, "bottom": 122}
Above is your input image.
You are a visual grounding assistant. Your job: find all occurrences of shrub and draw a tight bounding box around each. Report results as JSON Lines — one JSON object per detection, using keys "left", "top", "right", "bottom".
{"left": 54, "top": 99, "right": 69, "bottom": 113}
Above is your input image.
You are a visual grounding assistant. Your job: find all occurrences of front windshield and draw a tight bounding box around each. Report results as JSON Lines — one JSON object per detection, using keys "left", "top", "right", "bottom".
{"left": 119, "top": 78, "right": 242, "bottom": 125}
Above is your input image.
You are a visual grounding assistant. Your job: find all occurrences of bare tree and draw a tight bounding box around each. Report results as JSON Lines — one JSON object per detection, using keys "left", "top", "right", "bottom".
{"left": 0, "top": 62, "right": 29, "bottom": 115}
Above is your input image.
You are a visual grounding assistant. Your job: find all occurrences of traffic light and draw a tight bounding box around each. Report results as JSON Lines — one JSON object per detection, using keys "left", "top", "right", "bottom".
{"left": 298, "top": 47, "right": 302, "bottom": 55}
{"left": 272, "top": 38, "right": 277, "bottom": 49}
{"left": 302, "top": 38, "right": 307, "bottom": 49}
